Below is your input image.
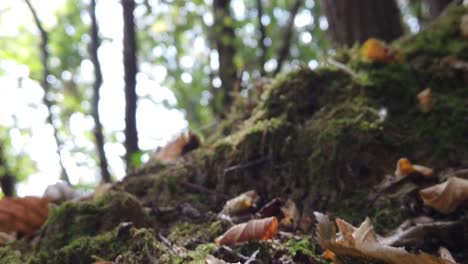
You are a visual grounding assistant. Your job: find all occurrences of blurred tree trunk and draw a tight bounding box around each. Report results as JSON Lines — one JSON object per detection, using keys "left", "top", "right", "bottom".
{"left": 425, "top": 0, "right": 453, "bottom": 20}
{"left": 0, "top": 144, "right": 14, "bottom": 197}
{"left": 212, "top": 0, "right": 237, "bottom": 116}
{"left": 122, "top": 0, "right": 139, "bottom": 169}
{"left": 256, "top": 0, "right": 267, "bottom": 76}
{"left": 274, "top": 0, "right": 303, "bottom": 75}
{"left": 90, "top": 0, "right": 111, "bottom": 182}
{"left": 24, "top": 0, "right": 71, "bottom": 185}
{"left": 321, "top": 0, "right": 403, "bottom": 46}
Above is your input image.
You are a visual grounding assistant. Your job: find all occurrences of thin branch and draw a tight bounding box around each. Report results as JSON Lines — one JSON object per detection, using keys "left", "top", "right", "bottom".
{"left": 89, "top": 0, "right": 111, "bottom": 183}
{"left": 24, "top": 0, "right": 71, "bottom": 185}
{"left": 273, "top": 0, "right": 303, "bottom": 75}
{"left": 256, "top": 0, "right": 267, "bottom": 76}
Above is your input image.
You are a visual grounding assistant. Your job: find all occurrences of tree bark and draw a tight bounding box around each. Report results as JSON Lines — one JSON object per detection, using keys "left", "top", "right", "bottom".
{"left": 24, "top": 0, "right": 71, "bottom": 185}
{"left": 122, "top": 0, "right": 140, "bottom": 169}
{"left": 212, "top": 0, "right": 237, "bottom": 115}
{"left": 89, "top": 0, "right": 111, "bottom": 182}
{"left": 256, "top": 0, "right": 267, "bottom": 76}
{"left": 0, "top": 144, "right": 14, "bottom": 197}
{"left": 321, "top": 0, "right": 403, "bottom": 46}
{"left": 273, "top": 0, "right": 303, "bottom": 75}
{"left": 425, "top": 0, "right": 453, "bottom": 20}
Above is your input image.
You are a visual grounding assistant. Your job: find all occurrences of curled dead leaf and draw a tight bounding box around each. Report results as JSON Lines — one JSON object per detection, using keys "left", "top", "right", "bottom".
{"left": 439, "top": 247, "right": 456, "bottom": 263}
{"left": 0, "top": 196, "right": 50, "bottom": 236}
{"left": 420, "top": 177, "right": 468, "bottom": 214}
{"left": 279, "top": 199, "right": 299, "bottom": 230}
{"left": 43, "top": 182, "right": 80, "bottom": 204}
{"left": 361, "top": 38, "right": 404, "bottom": 63}
{"left": 314, "top": 212, "right": 454, "bottom": 264}
{"left": 205, "top": 255, "right": 240, "bottom": 264}
{"left": 152, "top": 131, "right": 200, "bottom": 163}
{"left": 417, "top": 88, "right": 434, "bottom": 113}
{"left": 220, "top": 190, "right": 259, "bottom": 216}
{"left": 395, "top": 158, "right": 433, "bottom": 178}
{"left": 215, "top": 216, "right": 278, "bottom": 246}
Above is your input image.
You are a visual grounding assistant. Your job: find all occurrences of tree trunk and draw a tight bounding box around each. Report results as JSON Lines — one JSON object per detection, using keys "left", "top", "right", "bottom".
{"left": 425, "top": 0, "right": 453, "bottom": 20}
{"left": 24, "top": 0, "right": 71, "bottom": 185}
{"left": 256, "top": 0, "right": 267, "bottom": 76}
{"left": 90, "top": 0, "right": 111, "bottom": 182}
{"left": 212, "top": 0, "right": 237, "bottom": 115}
{"left": 0, "top": 144, "right": 14, "bottom": 197}
{"left": 122, "top": 0, "right": 139, "bottom": 169}
{"left": 321, "top": 0, "right": 403, "bottom": 46}
{"left": 273, "top": 0, "right": 303, "bottom": 75}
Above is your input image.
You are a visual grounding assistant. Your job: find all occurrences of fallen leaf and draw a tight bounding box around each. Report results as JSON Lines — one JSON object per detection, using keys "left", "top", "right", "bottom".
{"left": 220, "top": 190, "right": 259, "bottom": 216}
{"left": 361, "top": 38, "right": 404, "bottom": 63}
{"left": 439, "top": 247, "right": 456, "bottom": 263}
{"left": 205, "top": 255, "right": 240, "bottom": 264}
{"left": 0, "top": 197, "right": 50, "bottom": 236}
{"left": 255, "top": 198, "right": 282, "bottom": 218}
{"left": 314, "top": 212, "right": 454, "bottom": 264}
{"left": 395, "top": 158, "right": 433, "bottom": 178}
{"left": 215, "top": 216, "right": 278, "bottom": 246}
{"left": 280, "top": 199, "right": 300, "bottom": 230}
{"left": 417, "top": 88, "right": 434, "bottom": 113}
{"left": 152, "top": 131, "right": 200, "bottom": 163}
{"left": 420, "top": 177, "right": 468, "bottom": 214}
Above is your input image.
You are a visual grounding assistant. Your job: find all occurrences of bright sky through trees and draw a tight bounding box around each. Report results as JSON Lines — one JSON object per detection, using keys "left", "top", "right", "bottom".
{"left": 0, "top": 0, "right": 187, "bottom": 195}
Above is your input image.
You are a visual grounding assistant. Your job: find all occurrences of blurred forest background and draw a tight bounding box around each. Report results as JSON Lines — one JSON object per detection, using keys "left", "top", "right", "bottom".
{"left": 0, "top": 0, "right": 454, "bottom": 196}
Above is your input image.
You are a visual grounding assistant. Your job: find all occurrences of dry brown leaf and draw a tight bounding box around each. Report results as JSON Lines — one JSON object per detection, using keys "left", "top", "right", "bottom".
{"left": 152, "top": 131, "right": 200, "bottom": 163}
{"left": 314, "top": 212, "right": 454, "bottom": 264}
{"left": 0, "top": 196, "right": 50, "bottom": 236}
{"left": 417, "top": 88, "right": 434, "bottom": 113}
{"left": 215, "top": 216, "right": 278, "bottom": 246}
{"left": 205, "top": 255, "right": 240, "bottom": 264}
{"left": 395, "top": 158, "right": 433, "bottom": 178}
{"left": 279, "top": 199, "right": 299, "bottom": 230}
{"left": 420, "top": 177, "right": 468, "bottom": 214}
{"left": 220, "top": 190, "right": 258, "bottom": 216}
{"left": 361, "top": 38, "right": 404, "bottom": 63}
{"left": 439, "top": 247, "right": 456, "bottom": 263}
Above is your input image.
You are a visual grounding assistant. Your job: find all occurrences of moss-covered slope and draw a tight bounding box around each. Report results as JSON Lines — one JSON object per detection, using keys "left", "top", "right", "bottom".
{"left": 1, "top": 5, "right": 467, "bottom": 264}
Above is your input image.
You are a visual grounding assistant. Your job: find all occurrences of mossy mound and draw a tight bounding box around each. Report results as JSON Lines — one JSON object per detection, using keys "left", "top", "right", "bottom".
{"left": 1, "top": 5, "right": 468, "bottom": 264}
{"left": 37, "top": 191, "right": 151, "bottom": 252}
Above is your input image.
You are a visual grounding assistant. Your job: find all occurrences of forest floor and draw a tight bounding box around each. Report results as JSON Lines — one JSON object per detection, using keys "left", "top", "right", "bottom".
{"left": 1, "top": 5, "right": 468, "bottom": 264}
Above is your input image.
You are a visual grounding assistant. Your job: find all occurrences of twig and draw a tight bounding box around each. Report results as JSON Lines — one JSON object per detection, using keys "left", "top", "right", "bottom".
{"left": 327, "top": 58, "right": 358, "bottom": 79}
{"left": 244, "top": 249, "right": 260, "bottom": 264}
{"left": 223, "top": 158, "right": 267, "bottom": 175}
{"left": 181, "top": 181, "right": 229, "bottom": 199}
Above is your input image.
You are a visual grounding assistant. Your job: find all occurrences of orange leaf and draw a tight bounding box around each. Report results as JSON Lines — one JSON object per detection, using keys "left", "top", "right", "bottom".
{"left": 152, "top": 131, "right": 200, "bottom": 163}
{"left": 395, "top": 158, "right": 433, "bottom": 178}
{"left": 0, "top": 196, "right": 49, "bottom": 236}
{"left": 215, "top": 217, "right": 278, "bottom": 246}
{"left": 417, "top": 88, "right": 434, "bottom": 113}
{"left": 361, "top": 38, "right": 404, "bottom": 63}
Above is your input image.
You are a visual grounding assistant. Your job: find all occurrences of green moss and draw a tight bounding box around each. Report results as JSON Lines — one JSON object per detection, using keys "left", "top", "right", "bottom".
{"left": 398, "top": 5, "right": 468, "bottom": 59}
{"left": 0, "top": 247, "right": 25, "bottom": 264}
{"left": 167, "top": 220, "right": 225, "bottom": 249}
{"left": 37, "top": 191, "right": 151, "bottom": 252}
{"left": 30, "top": 227, "right": 170, "bottom": 264}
